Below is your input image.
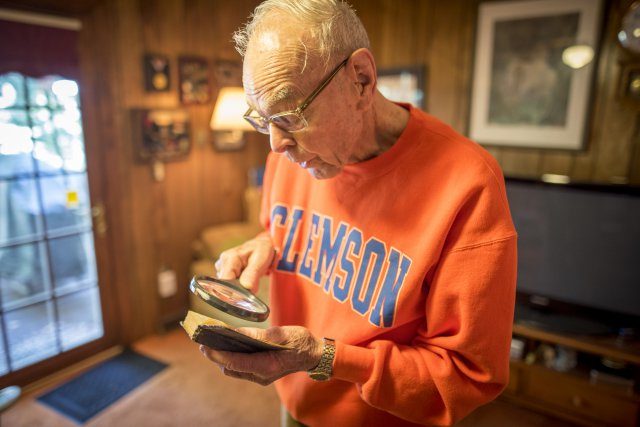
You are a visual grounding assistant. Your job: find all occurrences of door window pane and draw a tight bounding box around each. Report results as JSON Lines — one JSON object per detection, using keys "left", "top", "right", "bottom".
{"left": 50, "top": 232, "right": 97, "bottom": 292}
{"left": 0, "top": 109, "right": 35, "bottom": 179}
{"left": 30, "top": 108, "right": 64, "bottom": 174}
{"left": 0, "top": 178, "right": 43, "bottom": 244}
{"left": 55, "top": 108, "right": 85, "bottom": 172}
{"left": 6, "top": 301, "right": 57, "bottom": 370}
{"left": 0, "top": 73, "right": 26, "bottom": 109}
{"left": 26, "top": 76, "right": 55, "bottom": 108}
{"left": 0, "top": 328, "right": 8, "bottom": 376}
{"left": 57, "top": 287, "right": 103, "bottom": 351}
{"left": 0, "top": 242, "right": 51, "bottom": 310}
{"left": 0, "top": 72, "right": 104, "bottom": 376}
{"left": 39, "top": 174, "right": 91, "bottom": 234}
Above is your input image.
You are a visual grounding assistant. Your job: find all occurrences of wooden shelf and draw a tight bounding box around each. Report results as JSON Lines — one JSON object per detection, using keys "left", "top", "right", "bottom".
{"left": 513, "top": 322, "right": 640, "bottom": 364}
{"left": 508, "top": 322, "right": 640, "bottom": 427}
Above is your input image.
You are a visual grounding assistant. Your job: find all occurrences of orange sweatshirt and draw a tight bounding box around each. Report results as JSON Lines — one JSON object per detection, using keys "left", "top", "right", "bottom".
{"left": 260, "top": 105, "right": 517, "bottom": 426}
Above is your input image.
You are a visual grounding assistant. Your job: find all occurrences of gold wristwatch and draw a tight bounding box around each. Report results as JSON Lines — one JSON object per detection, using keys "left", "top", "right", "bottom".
{"left": 307, "top": 338, "right": 336, "bottom": 381}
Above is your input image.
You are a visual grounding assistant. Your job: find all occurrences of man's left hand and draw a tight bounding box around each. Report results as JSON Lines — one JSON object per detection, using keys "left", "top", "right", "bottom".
{"left": 199, "top": 326, "right": 324, "bottom": 386}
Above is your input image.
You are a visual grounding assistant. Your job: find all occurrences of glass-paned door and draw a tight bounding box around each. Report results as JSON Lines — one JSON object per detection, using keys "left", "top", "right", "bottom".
{"left": 0, "top": 72, "right": 104, "bottom": 375}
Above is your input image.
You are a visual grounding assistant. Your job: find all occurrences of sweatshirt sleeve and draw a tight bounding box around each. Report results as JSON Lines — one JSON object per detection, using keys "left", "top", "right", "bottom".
{"left": 332, "top": 235, "right": 517, "bottom": 426}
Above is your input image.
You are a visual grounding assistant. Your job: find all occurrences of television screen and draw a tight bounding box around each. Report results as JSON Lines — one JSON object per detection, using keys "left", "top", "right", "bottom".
{"left": 506, "top": 179, "right": 640, "bottom": 319}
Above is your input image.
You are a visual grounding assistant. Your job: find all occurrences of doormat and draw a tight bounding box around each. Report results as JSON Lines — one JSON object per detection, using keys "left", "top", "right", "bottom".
{"left": 38, "top": 349, "right": 168, "bottom": 423}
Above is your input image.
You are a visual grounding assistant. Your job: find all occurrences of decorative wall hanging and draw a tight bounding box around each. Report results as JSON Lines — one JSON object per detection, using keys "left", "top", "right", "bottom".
{"left": 213, "top": 59, "right": 243, "bottom": 87}
{"left": 620, "top": 62, "right": 640, "bottom": 108}
{"left": 143, "top": 54, "right": 170, "bottom": 92}
{"left": 131, "top": 109, "right": 191, "bottom": 162}
{"left": 469, "top": 0, "right": 603, "bottom": 150}
{"left": 178, "top": 56, "right": 211, "bottom": 105}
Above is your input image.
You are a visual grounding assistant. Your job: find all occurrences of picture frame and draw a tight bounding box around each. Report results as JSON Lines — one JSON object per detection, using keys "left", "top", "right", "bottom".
{"left": 178, "top": 56, "right": 211, "bottom": 105}
{"left": 213, "top": 59, "right": 243, "bottom": 87}
{"left": 619, "top": 62, "right": 640, "bottom": 108}
{"left": 377, "top": 66, "right": 426, "bottom": 110}
{"left": 131, "top": 109, "right": 191, "bottom": 162}
{"left": 469, "top": 0, "right": 603, "bottom": 150}
{"left": 143, "top": 54, "right": 170, "bottom": 92}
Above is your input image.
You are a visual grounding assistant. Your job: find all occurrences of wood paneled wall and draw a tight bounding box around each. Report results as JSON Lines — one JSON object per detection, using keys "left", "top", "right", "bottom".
{"left": 79, "top": 0, "right": 270, "bottom": 342}
{"left": 78, "top": 0, "right": 638, "bottom": 342}
{"left": 352, "top": 0, "right": 639, "bottom": 185}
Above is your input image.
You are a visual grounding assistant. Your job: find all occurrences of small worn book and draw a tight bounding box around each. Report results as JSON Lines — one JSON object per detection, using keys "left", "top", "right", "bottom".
{"left": 181, "top": 310, "right": 289, "bottom": 353}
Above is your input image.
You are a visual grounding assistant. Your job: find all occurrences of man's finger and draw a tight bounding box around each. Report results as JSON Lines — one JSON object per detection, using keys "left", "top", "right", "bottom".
{"left": 221, "top": 368, "right": 270, "bottom": 386}
{"left": 235, "top": 327, "right": 268, "bottom": 341}
{"left": 238, "top": 265, "right": 260, "bottom": 290}
{"left": 200, "top": 346, "right": 268, "bottom": 373}
{"left": 238, "top": 244, "right": 274, "bottom": 290}
{"left": 217, "top": 251, "right": 244, "bottom": 280}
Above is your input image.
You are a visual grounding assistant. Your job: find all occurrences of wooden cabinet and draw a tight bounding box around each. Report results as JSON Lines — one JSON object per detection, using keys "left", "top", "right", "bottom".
{"left": 503, "top": 323, "right": 640, "bottom": 427}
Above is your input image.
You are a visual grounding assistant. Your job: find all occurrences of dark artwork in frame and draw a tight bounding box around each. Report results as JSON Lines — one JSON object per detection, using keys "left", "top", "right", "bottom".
{"left": 131, "top": 109, "right": 191, "bottom": 162}
{"left": 213, "top": 59, "right": 243, "bottom": 87}
{"left": 179, "top": 56, "right": 211, "bottom": 105}
{"left": 620, "top": 62, "right": 640, "bottom": 107}
{"left": 143, "top": 54, "right": 170, "bottom": 92}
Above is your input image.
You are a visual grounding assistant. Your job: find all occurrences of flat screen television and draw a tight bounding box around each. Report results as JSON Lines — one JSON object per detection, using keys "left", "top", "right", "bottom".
{"left": 505, "top": 177, "right": 640, "bottom": 335}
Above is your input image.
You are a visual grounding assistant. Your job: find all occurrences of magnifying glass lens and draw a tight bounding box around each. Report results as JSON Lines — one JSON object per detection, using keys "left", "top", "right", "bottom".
{"left": 190, "top": 276, "right": 269, "bottom": 322}
{"left": 200, "top": 281, "right": 260, "bottom": 310}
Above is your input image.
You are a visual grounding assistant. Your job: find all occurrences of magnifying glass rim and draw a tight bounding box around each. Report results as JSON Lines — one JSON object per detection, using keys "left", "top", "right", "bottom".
{"left": 189, "top": 275, "right": 270, "bottom": 322}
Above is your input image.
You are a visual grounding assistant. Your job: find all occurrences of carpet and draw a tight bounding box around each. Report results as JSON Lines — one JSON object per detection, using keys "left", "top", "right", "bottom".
{"left": 37, "top": 349, "right": 168, "bottom": 423}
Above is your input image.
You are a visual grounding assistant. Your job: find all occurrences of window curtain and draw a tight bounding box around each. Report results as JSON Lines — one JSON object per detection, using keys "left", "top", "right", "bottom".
{"left": 0, "top": 19, "right": 79, "bottom": 80}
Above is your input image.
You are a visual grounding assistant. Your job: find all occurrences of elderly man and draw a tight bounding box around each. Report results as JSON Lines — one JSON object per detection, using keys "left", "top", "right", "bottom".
{"left": 200, "top": 1, "right": 517, "bottom": 426}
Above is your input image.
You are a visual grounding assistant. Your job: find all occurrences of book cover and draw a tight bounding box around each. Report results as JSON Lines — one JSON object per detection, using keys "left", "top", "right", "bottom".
{"left": 181, "top": 310, "right": 289, "bottom": 353}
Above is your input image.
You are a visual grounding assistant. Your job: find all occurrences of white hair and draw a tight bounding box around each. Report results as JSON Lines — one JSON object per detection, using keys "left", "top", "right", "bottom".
{"left": 233, "top": 0, "right": 370, "bottom": 68}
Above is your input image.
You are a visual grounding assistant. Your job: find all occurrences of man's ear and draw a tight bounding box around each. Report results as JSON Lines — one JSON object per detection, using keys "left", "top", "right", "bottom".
{"left": 348, "top": 48, "right": 377, "bottom": 110}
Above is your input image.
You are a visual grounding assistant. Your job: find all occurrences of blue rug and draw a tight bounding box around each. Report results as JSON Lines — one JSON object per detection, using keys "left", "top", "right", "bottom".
{"left": 38, "top": 349, "right": 167, "bottom": 423}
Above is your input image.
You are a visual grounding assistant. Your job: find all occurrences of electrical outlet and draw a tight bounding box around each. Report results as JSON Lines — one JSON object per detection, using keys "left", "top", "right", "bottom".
{"left": 158, "top": 269, "right": 177, "bottom": 298}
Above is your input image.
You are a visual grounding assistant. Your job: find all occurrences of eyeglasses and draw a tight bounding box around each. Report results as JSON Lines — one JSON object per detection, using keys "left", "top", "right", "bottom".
{"left": 243, "top": 56, "right": 350, "bottom": 134}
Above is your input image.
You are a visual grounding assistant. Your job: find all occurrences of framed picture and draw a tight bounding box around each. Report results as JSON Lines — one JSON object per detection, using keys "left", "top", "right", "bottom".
{"left": 143, "top": 54, "right": 170, "bottom": 92}
{"left": 131, "top": 109, "right": 191, "bottom": 162}
{"left": 619, "top": 62, "right": 640, "bottom": 108}
{"left": 213, "top": 59, "right": 243, "bottom": 87}
{"left": 178, "top": 56, "right": 211, "bottom": 104}
{"left": 377, "top": 66, "right": 426, "bottom": 110}
{"left": 469, "top": 0, "right": 603, "bottom": 150}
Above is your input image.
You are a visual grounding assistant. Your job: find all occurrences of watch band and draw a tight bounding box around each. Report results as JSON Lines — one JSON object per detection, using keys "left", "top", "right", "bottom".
{"left": 307, "top": 338, "right": 336, "bottom": 381}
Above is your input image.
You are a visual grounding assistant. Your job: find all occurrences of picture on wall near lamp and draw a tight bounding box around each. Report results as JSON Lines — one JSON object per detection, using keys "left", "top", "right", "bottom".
{"left": 620, "top": 62, "right": 640, "bottom": 108}
{"left": 131, "top": 109, "right": 191, "bottom": 162}
{"left": 469, "top": 0, "right": 603, "bottom": 150}
{"left": 179, "top": 56, "right": 211, "bottom": 105}
{"left": 213, "top": 59, "right": 243, "bottom": 87}
{"left": 143, "top": 54, "right": 170, "bottom": 92}
{"left": 377, "top": 66, "right": 426, "bottom": 110}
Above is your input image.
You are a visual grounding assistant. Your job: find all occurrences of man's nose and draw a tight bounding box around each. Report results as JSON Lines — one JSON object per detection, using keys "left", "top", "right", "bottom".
{"left": 269, "top": 123, "right": 296, "bottom": 153}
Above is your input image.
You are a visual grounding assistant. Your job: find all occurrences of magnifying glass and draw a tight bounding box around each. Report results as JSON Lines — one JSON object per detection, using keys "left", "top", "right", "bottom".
{"left": 189, "top": 275, "right": 270, "bottom": 322}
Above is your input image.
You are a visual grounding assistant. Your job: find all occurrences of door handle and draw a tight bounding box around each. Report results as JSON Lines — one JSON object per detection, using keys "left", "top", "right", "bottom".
{"left": 91, "top": 202, "right": 108, "bottom": 236}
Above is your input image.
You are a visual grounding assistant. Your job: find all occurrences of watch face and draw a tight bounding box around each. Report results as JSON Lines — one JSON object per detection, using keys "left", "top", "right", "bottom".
{"left": 619, "top": 2, "right": 640, "bottom": 53}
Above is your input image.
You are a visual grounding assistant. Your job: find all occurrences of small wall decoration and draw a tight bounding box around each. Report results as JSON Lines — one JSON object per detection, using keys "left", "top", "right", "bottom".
{"left": 620, "top": 62, "right": 640, "bottom": 107}
{"left": 213, "top": 59, "right": 243, "bottom": 87}
{"left": 131, "top": 109, "right": 191, "bottom": 162}
{"left": 143, "top": 54, "right": 170, "bottom": 92}
{"left": 178, "top": 56, "right": 211, "bottom": 104}
{"left": 469, "top": 0, "right": 603, "bottom": 150}
{"left": 377, "top": 66, "right": 426, "bottom": 110}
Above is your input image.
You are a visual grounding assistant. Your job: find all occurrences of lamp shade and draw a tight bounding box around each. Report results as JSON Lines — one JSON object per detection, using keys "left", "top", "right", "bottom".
{"left": 210, "top": 87, "right": 253, "bottom": 131}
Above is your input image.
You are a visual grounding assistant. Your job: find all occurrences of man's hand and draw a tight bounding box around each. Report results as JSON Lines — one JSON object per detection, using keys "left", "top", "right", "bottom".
{"left": 199, "top": 326, "right": 324, "bottom": 386}
{"left": 214, "top": 232, "right": 275, "bottom": 291}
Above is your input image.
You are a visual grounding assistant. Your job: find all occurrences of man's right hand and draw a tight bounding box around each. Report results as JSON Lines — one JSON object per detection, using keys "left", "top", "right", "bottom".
{"left": 214, "top": 232, "right": 275, "bottom": 292}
